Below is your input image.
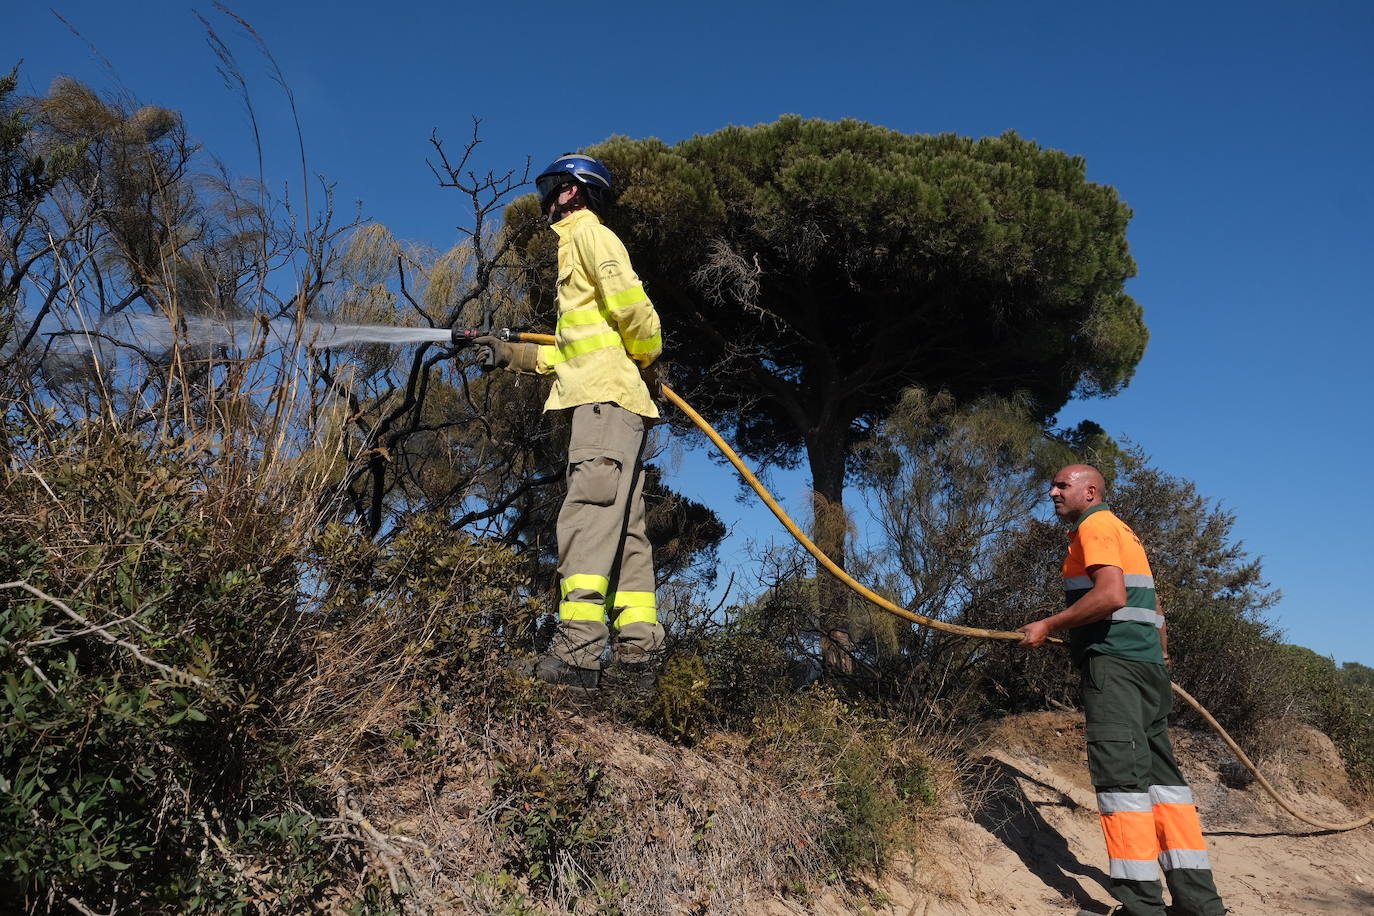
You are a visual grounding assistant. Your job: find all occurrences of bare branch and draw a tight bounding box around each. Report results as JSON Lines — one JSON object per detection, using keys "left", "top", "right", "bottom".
{"left": 0, "top": 580, "right": 214, "bottom": 690}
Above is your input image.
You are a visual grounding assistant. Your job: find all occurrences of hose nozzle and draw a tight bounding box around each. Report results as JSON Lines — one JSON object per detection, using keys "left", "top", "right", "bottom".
{"left": 452, "top": 327, "right": 520, "bottom": 350}
{"left": 451, "top": 328, "right": 482, "bottom": 348}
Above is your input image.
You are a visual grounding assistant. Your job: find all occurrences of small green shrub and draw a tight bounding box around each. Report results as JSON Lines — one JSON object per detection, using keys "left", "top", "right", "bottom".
{"left": 1266, "top": 646, "right": 1374, "bottom": 787}
{"left": 641, "top": 653, "right": 716, "bottom": 744}
{"left": 292, "top": 514, "right": 548, "bottom": 766}
{"left": 466, "top": 870, "right": 540, "bottom": 915}
{"left": 490, "top": 752, "right": 618, "bottom": 893}
{"left": 747, "top": 688, "right": 939, "bottom": 874}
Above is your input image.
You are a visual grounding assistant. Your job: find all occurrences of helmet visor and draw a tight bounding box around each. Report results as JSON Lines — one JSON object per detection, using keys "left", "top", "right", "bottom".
{"left": 536, "top": 173, "right": 575, "bottom": 206}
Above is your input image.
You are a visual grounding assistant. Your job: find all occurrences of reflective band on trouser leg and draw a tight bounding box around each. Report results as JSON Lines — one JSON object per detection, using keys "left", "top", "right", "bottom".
{"left": 611, "top": 591, "right": 657, "bottom": 629}
{"left": 1150, "top": 785, "right": 1211, "bottom": 871}
{"left": 1097, "top": 792, "right": 1161, "bottom": 881}
{"left": 559, "top": 600, "right": 607, "bottom": 622}
{"left": 561, "top": 574, "right": 610, "bottom": 599}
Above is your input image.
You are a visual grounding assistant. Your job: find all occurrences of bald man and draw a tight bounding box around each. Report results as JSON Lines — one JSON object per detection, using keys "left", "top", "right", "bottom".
{"left": 1019, "top": 465, "right": 1226, "bottom": 916}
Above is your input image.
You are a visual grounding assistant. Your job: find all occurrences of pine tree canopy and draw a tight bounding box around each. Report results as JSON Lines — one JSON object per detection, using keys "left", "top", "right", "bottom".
{"left": 582, "top": 116, "right": 1147, "bottom": 485}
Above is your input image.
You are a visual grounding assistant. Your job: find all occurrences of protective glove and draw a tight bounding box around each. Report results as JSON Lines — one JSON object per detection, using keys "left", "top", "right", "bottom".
{"left": 638, "top": 360, "right": 665, "bottom": 399}
{"left": 474, "top": 336, "right": 537, "bottom": 374}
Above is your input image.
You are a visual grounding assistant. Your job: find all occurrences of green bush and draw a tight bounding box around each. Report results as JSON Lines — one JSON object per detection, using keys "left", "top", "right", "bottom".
{"left": 1265, "top": 646, "right": 1374, "bottom": 787}
{"left": 292, "top": 513, "right": 547, "bottom": 765}
{"left": 747, "top": 689, "right": 938, "bottom": 874}
{"left": 640, "top": 653, "right": 716, "bottom": 744}
{"left": 0, "top": 408, "right": 568, "bottom": 911}
{"left": 490, "top": 751, "right": 618, "bottom": 900}
{"left": 0, "top": 417, "right": 337, "bottom": 911}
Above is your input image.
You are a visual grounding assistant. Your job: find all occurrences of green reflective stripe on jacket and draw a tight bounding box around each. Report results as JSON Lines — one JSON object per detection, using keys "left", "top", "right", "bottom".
{"left": 613, "top": 606, "right": 658, "bottom": 628}
{"left": 559, "top": 600, "right": 605, "bottom": 622}
{"left": 557, "top": 331, "right": 623, "bottom": 361}
{"left": 612, "top": 591, "right": 656, "bottom": 610}
{"left": 538, "top": 344, "right": 564, "bottom": 369}
{"left": 556, "top": 306, "right": 611, "bottom": 332}
{"left": 621, "top": 331, "right": 662, "bottom": 356}
{"left": 603, "top": 284, "right": 649, "bottom": 310}
{"left": 561, "top": 574, "right": 610, "bottom": 598}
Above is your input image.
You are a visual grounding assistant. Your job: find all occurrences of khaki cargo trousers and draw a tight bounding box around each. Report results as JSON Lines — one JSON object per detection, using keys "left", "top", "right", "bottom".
{"left": 550, "top": 402, "right": 662, "bottom": 670}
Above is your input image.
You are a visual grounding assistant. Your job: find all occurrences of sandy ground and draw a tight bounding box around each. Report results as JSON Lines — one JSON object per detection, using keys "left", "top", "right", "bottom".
{"left": 767, "top": 711, "right": 1374, "bottom": 915}
{"left": 352, "top": 699, "right": 1372, "bottom": 915}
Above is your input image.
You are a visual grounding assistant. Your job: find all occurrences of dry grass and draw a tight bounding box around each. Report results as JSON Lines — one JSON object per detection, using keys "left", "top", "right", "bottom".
{"left": 316, "top": 705, "right": 843, "bottom": 915}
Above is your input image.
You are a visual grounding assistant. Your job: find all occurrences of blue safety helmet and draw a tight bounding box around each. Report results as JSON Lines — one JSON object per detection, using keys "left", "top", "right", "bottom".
{"left": 535, "top": 153, "right": 613, "bottom": 212}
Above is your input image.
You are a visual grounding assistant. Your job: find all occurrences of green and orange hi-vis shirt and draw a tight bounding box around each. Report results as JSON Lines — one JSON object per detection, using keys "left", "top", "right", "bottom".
{"left": 1063, "top": 504, "right": 1165, "bottom": 665}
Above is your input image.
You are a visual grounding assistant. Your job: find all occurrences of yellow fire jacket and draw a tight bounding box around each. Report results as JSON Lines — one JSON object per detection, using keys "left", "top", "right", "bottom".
{"left": 534, "top": 209, "right": 662, "bottom": 419}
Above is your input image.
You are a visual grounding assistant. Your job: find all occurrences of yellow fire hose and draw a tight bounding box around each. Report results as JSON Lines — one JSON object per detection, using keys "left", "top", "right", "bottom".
{"left": 510, "top": 332, "right": 1372, "bottom": 832}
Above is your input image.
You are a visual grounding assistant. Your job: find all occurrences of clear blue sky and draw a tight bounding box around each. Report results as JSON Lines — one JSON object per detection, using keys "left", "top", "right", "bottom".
{"left": 11, "top": 2, "right": 1372, "bottom": 665}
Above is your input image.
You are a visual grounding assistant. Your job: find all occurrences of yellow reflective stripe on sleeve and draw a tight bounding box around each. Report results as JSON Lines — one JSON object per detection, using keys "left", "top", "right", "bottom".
{"left": 539, "top": 344, "right": 565, "bottom": 368}
{"left": 603, "top": 285, "right": 649, "bottom": 310}
{"left": 612, "top": 591, "right": 657, "bottom": 610}
{"left": 613, "top": 606, "right": 658, "bottom": 628}
{"left": 559, "top": 600, "right": 606, "bottom": 622}
{"left": 561, "top": 574, "right": 610, "bottom": 598}
{"left": 558, "top": 330, "right": 622, "bottom": 360}
{"left": 556, "top": 306, "right": 612, "bottom": 332}
{"left": 621, "top": 332, "right": 662, "bottom": 356}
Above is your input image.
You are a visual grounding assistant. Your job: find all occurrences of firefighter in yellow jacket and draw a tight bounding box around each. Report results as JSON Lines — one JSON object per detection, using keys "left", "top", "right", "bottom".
{"left": 1019, "top": 465, "right": 1226, "bottom": 916}
{"left": 475, "top": 154, "right": 663, "bottom": 693}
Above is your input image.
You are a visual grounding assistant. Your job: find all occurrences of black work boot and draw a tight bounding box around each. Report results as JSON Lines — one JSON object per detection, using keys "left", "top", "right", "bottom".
{"left": 602, "top": 646, "right": 658, "bottom": 697}
{"left": 603, "top": 661, "right": 656, "bottom": 694}
{"left": 517, "top": 655, "right": 600, "bottom": 695}
{"left": 1078, "top": 906, "right": 1205, "bottom": 915}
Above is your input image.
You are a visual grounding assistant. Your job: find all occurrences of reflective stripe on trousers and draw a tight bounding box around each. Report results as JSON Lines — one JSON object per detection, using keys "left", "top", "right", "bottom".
{"left": 1097, "top": 786, "right": 1212, "bottom": 880}
{"left": 556, "top": 590, "right": 658, "bottom": 628}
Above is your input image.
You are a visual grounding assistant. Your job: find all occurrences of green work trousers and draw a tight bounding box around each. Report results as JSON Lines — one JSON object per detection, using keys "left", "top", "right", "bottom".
{"left": 550, "top": 402, "right": 662, "bottom": 670}
{"left": 1081, "top": 653, "right": 1226, "bottom": 916}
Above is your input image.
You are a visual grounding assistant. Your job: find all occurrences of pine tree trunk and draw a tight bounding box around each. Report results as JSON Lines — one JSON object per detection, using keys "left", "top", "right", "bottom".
{"left": 806, "top": 433, "right": 853, "bottom": 672}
